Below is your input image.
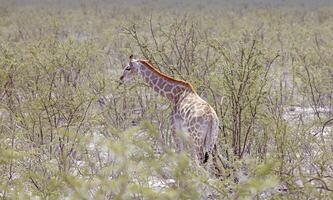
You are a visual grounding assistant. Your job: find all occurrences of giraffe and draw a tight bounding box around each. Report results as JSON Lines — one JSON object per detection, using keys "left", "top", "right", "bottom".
{"left": 119, "top": 55, "right": 223, "bottom": 176}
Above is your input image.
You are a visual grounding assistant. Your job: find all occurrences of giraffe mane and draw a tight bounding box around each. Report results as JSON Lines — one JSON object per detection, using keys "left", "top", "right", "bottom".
{"left": 138, "top": 59, "right": 194, "bottom": 91}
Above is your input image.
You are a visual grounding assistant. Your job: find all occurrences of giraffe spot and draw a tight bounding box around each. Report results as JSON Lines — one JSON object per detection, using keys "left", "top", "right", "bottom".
{"left": 198, "top": 152, "right": 203, "bottom": 158}
{"left": 154, "top": 86, "right": 160, "bottom": 92}
{"left": 145, "top": 70, "right": 151, "bottom": 76}
{"left": 164, "top": 84, "right": 172, "bottom": 91}
{"left": 196, "top": 116, "right": 204, "bottom": 123}
{"left": 152, "top": 78, "right": 158, "bottom": 85}
{"left": 166, "top": 93, "right": 173, "bottom": 100}
{"left": 195, "top": 134, "right": 200, "bottom": 145}
{"left": 196, "top": 110, "right": 205, "bottom": 116}
{"left": 188, "top": 126, "right": 195, "bottom": 132}
{"left": 190, "top": 118, "right": 196, "bottom": 125}
{"left": 172, "top": 86, "right": 181, "bottom": 94}
{"left": 204, "top": 106, "right": 211, "bottom": 113}
{"left": 193, "top": 130, "right": 201, "bottom": 138}
{"left": 158, "top": 79, "right": 166, "bottom": 88}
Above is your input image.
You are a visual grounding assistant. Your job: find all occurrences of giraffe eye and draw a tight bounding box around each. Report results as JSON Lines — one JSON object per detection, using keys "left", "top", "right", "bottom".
{"left": 125, "top": 67, "right": 131, "bottom": 71}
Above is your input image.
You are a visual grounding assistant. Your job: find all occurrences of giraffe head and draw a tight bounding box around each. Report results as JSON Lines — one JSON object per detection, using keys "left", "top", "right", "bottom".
{"left": 119, "top": 55, "right": 140, "bottom": 83}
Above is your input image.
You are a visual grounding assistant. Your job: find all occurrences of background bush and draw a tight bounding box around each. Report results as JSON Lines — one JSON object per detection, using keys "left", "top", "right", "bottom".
{"left": 0, "top": 0, "right": 332, "bottom": 199}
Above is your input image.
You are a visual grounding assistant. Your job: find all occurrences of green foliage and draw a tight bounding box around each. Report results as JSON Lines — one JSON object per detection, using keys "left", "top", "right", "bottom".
{"left": 237, "top": 162, "right": 279, "bottom": 199}
{"left": 0, "top": 1, "right": 332, "bottom": 199}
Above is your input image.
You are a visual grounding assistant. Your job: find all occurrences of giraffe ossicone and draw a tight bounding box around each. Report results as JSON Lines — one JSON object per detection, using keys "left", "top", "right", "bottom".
{"left": 120, "top": 56, "right": 223, "bottom": 176}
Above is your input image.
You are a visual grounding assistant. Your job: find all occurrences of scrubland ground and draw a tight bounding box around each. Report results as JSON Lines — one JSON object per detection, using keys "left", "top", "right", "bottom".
{"left": 0, "top": 0, "right": 332, "bottom": 199}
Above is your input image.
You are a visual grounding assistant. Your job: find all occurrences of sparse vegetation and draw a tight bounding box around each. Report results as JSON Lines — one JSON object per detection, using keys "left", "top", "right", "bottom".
{"left": 0, "top": 0, "right": 332, "bottom": 199}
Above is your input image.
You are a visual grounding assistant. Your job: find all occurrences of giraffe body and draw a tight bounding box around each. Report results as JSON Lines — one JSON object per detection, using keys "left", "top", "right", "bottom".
{"left": 120, "top": 57, "right": 222, "bottom": 174}
{"left": 172, "top": 92, "right": 219, "bottom": 164}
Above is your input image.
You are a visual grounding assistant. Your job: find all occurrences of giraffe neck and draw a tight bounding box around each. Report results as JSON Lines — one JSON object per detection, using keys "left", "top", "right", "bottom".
{"left": 138, "top": 60, "right": 194, "bottom": 103}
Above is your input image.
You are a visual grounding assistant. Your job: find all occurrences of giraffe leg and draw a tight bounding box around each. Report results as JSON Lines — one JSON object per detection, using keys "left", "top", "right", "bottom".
{"left": 196, "top": 143, "right": 225, "bottom": 177}
{"left": 171, "top": 126, "right": 183, "bottom": 152}
{"left": 171, "top": 111, "right": 184, "bottom": 153}
{"left": 211, "top": 145, "right": 224, "bottom": 178}
{"left": 194, "top": 145, "right": 208, "bottom": 166}
{"left": 194, "top": 145, "right": 224, "bottom": 178}
{"left": 210, "top": 144, "right": 235, "bottom": 179}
